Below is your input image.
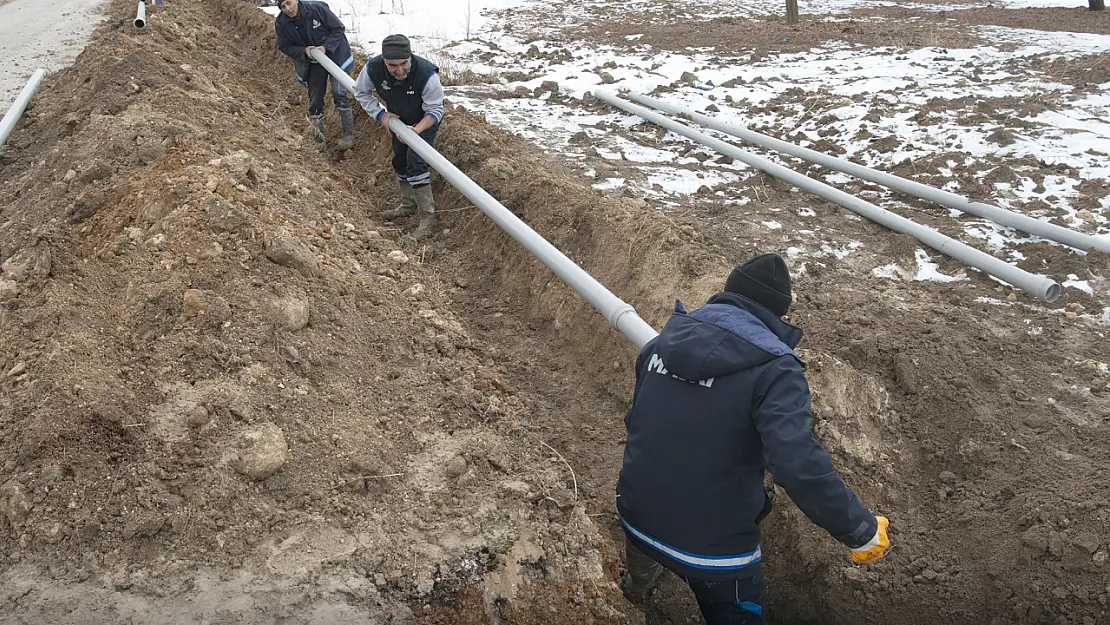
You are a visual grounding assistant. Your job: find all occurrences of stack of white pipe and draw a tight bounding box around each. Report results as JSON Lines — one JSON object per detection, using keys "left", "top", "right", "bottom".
{"left": 596, "top": 90, "right": 1068, "bottom": 303}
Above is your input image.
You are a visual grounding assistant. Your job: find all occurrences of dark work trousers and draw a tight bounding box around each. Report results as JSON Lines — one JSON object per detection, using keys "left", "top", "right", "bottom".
{"left": 624, "top": 536, "right": 767, "bottom": 625}
{"left": 305, "top": 62, "right": 350, "bottom": 117}
{"left": 391, "top": 124, "right": 439, "bottom": 188}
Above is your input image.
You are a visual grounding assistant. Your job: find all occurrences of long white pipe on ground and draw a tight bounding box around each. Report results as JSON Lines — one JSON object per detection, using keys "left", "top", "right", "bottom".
{"left": 0, "top": 69, "right": 46, "bottom": 148}
{"left": 595, "top": 90, "right": 1061, "bottom": 303}
{"left": 309, "top": 49, "right": 659, "bottom": 348}
{"left": 625, "top": 91, "right": 1110, "bottom": 255}
{"left": 134, "top": 0, "right": 146, "bottom": 28}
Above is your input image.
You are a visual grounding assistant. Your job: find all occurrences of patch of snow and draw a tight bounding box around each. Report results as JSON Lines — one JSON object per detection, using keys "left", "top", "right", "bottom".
{"left": 915, "top": 249, "right": 967, "bottom": 283}
{"left": 593, "top": 178, "right": 625, "bottom": 190}
{"left": 1064, "top": 274, "right": 1094, "bottom": 295}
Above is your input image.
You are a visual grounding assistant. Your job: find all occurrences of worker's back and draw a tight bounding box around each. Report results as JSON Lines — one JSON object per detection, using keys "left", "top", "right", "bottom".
{"left": 617, "top": 291, "right": 804, "bottom": 580}
{"left": 617, "top": 256, "right": 886, "bottom": 624}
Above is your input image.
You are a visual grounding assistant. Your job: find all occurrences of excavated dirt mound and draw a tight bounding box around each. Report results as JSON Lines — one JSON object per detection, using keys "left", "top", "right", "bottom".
{"left": 1, "top": 0, "right": 1109, "bottom": 624}
{"left": 0, "top": 1, "right": 635, "bottom": 622}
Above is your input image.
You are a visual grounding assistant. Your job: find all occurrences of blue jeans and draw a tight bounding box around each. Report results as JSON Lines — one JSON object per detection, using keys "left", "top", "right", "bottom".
{"left": 624, "top": 536, "right": 766, "bottom": 624}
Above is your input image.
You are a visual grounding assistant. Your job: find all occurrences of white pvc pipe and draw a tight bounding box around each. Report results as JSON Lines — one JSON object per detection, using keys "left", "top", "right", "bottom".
{"left": 134, "top": 0, "right": 146, "bottom": 28}
{"left": 309, "top": 49, "right": 659, "bottom": 347}
{"left": 626, "top": 91, "right": 1110, "bottom": 254}
{"left": 0, "top": 69, "right": 47, "bottom": 148}
{"left": 596, "top": 90, "right": 1061, "bottom": 303}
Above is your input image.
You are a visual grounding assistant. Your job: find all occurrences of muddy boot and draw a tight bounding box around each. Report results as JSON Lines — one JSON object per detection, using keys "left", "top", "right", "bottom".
{"left": 309, "top": 114, "right": 325, "bottom": 151}
{"left": 337, "top": 107, "right": 355, "bottom": 151}
{"left": 411, "top": 184, "right": 437, "bottom": 241}
{"left": 622, "top": 539, "right": 664, "bottom": 604}
{"left": 380, "top": 180, "right": 417, "bottom": 220}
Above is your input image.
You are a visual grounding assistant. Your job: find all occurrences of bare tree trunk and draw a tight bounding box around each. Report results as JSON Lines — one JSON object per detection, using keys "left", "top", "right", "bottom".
{"left": 786, "top": 0, "right": 799, "bottom": 24}
{"left": 1091, "top": 0, "right": 1105, "bottom": 10}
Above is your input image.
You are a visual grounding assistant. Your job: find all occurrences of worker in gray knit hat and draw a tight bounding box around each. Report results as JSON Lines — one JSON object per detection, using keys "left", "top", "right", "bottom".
{"left": 352, "top": 34, "right": 445, "bottom": 241}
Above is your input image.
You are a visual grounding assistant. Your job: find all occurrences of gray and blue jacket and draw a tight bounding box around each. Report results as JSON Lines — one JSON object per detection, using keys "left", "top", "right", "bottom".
{"left": 274, "top": 1, "right": 354, "bottom": 85}
{"left": 352, "top": 55, "right": 444, "bottom": 126}
{"left": 617, "top": 291, "right": 877, "bottom": 581}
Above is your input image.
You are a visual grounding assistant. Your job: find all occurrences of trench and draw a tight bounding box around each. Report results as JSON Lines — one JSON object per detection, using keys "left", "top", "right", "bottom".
{"left": 0, "top": 0, "right": 1108, "bottom": 623}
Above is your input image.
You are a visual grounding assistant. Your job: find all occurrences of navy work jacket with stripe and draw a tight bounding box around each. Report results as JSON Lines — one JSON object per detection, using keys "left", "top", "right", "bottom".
{"left": 616, "top": 291, "right": 877, "bottom": 581}
{"left": 274, "top": 1, "right": 355, "bottom": 85}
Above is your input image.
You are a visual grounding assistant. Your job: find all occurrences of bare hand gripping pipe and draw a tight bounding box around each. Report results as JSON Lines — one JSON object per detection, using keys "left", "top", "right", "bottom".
{"left": 625, "top": 91, "right": 1110, "bottom": 255}
{"left": 0, "top": 69, "right": 46, "bottom": 148}
{"left": 309, "top": 49, "right": 659, "bottom": 348}
{"left": 595, "top": 90, "right": 1061, "bottom": 302}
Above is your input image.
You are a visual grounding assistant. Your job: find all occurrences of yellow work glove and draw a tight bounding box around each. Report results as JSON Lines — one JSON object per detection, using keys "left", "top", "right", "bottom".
{"left": 850, "top": 516, "right": 890, "bottom": 564}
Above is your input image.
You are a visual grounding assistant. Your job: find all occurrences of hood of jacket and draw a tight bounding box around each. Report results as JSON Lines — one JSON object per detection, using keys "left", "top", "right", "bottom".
{"left": 654, "top": 291, "right": 803, "bottom": 382}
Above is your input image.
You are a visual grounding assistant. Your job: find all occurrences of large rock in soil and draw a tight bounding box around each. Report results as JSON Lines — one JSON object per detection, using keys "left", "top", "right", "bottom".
{"left": 264, "top": 231, "right": 323, "bottom": 277}
{"left": 271, "top": 293, "right": 310, "bottom": 331}
{"left": 234, "top": 423, "right": 289, "bottom": 481}
{"left": 0, "top": 481, "right": 32, "bottom": 528}
{"left": 1, "top": 245, "right": 51, "bottom": 283}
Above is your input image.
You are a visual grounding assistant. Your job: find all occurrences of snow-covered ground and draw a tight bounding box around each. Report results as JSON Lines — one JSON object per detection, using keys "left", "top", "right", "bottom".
{"left": 0, "top": 0, "right": 109, "bottom": 109}
{"left": 263, "top": 0, "right": 522, "bottom": 54}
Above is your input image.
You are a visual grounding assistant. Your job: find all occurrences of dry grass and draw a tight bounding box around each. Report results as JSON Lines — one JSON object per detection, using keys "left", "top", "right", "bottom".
{"left": 573, "top": 12, "right": 983, "bottom": 59}
{"left": 428, "top": 52, "right": 500, "bottom": 87}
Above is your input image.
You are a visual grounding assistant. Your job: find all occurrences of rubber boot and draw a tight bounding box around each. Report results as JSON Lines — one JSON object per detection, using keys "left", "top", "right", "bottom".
{"left": 337, "top": 107, "right": 355, "bottom": 151}
{"left": 309, "top": 114, "right": 325, "bottom": 151}
{"left": 411, "top": 184, "right": 437, "bottom": 241}
{"left": 380, "top": 180, "right": 417, "bottom": 220}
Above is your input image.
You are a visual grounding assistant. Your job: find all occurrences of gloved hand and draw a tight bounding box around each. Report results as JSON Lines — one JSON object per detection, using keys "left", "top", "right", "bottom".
{"left": 850, "top": 516, "right": 890, "bottom": 564}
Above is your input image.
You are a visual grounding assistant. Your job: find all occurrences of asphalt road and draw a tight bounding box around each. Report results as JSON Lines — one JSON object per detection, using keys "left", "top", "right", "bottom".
{"left": 0, "top": 0, "right": 108, "bottom": 110}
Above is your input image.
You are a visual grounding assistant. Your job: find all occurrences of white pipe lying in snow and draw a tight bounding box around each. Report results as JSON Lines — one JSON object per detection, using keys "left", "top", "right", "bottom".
{"left": 595, "top": 89, "right": 1061, "bottom": 303}
{"left": 309, "top": 49, "right": 660, "bottom": 348}
{"left": 0, "top": 69, "right": 47, "bottom": 148}
{"left": 625, "top": 91, "right": 1110, "bottom": 255}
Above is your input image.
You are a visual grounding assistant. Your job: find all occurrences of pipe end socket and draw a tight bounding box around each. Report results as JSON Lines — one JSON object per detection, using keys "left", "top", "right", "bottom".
{"left": 1044, "top": 282, "right": 1061, "bottom": 303}
{"left": 134, "top": 18, "right": 145, "bottom": 28}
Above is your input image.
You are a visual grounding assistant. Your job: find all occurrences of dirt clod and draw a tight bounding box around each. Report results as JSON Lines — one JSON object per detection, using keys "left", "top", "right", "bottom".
{"left": 445, "top": 455, "right": 467, "bottom": 479}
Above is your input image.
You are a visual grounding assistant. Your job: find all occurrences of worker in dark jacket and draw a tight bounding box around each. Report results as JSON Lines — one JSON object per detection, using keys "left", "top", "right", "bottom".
{"left": 617, "top": 252, "right": 890, "bottom": 624}
{"left": 352, "top": 34, "right": 445, "bottom": 241}
{"left": 275, "top": 0, "right": 356, "bottom": 151}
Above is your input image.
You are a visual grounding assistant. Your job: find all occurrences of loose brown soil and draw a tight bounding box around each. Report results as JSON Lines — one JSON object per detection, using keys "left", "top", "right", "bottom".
{"left": 1, "top": 0, "right": 1109, "bottom": 624}
{"left": 853, "top": 5, "right": 1110, "bottom": 37}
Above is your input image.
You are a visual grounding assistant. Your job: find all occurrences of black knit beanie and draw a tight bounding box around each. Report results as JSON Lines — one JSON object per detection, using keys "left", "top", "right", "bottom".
{"left": 381, "top": 34, "right": 412, "bottom": 60}
{"left": 724, "top": 253, "right": 792, "bottom": 317}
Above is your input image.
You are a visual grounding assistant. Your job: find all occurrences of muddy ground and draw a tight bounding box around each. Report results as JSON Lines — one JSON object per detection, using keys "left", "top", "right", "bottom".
{"left": 1, "top": 0, "right": 1109, "bottom": 624}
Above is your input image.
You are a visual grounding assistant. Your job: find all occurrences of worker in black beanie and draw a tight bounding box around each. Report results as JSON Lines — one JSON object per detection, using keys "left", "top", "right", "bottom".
{"left": 616, "top": 252, "right": 890, "bottom": 624}
{"left": 352, "top": 34, "right": 445, "bottom": 241}
{"left": 723, "top": 252, "right": 793, "bottom": 317}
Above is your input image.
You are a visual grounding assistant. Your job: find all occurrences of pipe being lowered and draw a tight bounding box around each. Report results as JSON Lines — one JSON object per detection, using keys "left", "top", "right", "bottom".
{"left": 595, "top": 90, "right": 1061, "bottom": 303}
{"left": 134, "top": 0, "right": 146, "bottom": 28}
{"left": 309, "top": 49, "right": 659, "bottom": 348}
{"left": 625, "top": 91, "right": 1110, "bottom": 255}
{"left": 0, "top": 69, "right": 47, "bottom": 148}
